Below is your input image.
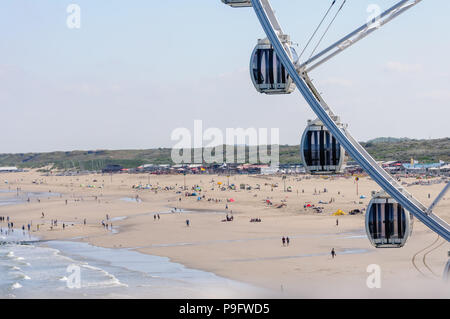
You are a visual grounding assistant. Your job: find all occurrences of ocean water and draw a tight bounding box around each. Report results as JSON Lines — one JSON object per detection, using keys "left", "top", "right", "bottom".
{"left": 0, "top": 189, "right": 267, "bottom": 298}
{"left": 0, "top": 189, "right": 373, "bottom": 298}
{"left": 0, "top": 229, "right": 266, "bottom": 299}
{"left": 0, "top": 191, "right": 60, "bottom": 207}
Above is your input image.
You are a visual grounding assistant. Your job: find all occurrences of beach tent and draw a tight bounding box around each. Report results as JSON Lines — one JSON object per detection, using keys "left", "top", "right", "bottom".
{"left": 332, "top": 209, "right": 346, "bottom": 216}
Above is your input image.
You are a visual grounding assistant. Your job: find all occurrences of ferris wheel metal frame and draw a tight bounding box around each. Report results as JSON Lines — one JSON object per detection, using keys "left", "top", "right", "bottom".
{"left": 222, "top": 0, "right": 450, "bottom": 242}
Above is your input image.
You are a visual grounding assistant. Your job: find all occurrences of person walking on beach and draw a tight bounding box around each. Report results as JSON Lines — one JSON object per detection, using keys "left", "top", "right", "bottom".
{"left": 282, "top": 236, "right": 286, "bottom": 247}
{"left": 186, "top": 219, "right": 190, "bottom": 227}
{"left": 336, "top": 219, "right": 339, "bottom": 226}
{"left": 154, "top": 214, "right": 156, "bottom": 221}
{"left": 286, "top": 237, "right": 290, "bottom": 246}
{"left": 331, "top": 248, "right": 336, "bottom": 259}
{"left": 157, "top": 214, "right": 160, "bottom": 220}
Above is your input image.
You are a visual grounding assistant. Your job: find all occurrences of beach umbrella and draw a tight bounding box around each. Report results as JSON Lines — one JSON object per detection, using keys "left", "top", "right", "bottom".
{"left": 332, "top": 209, "right": 346, "bottom": 216}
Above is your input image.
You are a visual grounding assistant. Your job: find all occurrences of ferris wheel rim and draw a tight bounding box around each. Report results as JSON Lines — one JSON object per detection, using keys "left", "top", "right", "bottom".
{"left": 247, "top": 0, "right": 450, "bottom": 242}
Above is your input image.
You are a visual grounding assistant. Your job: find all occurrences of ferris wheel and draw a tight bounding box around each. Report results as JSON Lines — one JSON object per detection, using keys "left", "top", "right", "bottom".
{"left": 220, "top": 0, "right": 450, "bottom": 248}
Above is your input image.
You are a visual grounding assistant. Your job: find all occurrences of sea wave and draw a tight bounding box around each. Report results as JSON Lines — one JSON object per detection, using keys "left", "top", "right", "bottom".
{"left": 14, "top": 273, "right": 31, "bottom": 280}
{"left": 81, "top": 264, "right": 128, "bottom": 288}
{"left": 10, "top": 282, "right": 22, "bottom": 290}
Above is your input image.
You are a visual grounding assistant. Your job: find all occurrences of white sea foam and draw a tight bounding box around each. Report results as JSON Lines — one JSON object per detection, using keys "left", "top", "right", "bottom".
{"left": 10, "top": 282, "right": 22, "bottom": 290}
{"left": 14, "top": 273, "right": 31, "bottom": 280}
{"left": 81, "top": 264, "right": 127, "bottom": 288}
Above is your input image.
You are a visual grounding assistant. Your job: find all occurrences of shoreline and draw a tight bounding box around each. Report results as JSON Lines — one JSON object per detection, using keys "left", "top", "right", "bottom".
{"left": 0, "top": 171, "right": 449, "bottom": 298}
{"left": 0, "top": 228, "right": 267, "bottom": 298}
{"left": 0, "top": 190, "right": 273, "bottom": 298}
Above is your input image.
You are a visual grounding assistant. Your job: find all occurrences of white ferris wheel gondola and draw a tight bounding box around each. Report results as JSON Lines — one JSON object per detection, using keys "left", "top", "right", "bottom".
{"left": 250, "top": 37, "right": 297, "bottom": 95}
{"left": 221, "top": 0, "right": 252, "bottom": 8}
{"left": 300, "top": 118, "right": 346, "bottom": 174}
{"left": 365, "top": 190, "right": 413, "bottom": 248}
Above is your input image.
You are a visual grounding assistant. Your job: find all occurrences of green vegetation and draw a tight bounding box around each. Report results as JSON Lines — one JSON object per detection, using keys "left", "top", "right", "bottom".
{"left": 359, "top": 138, "right": 450, "bottom": 163}
{"left": 0, "top": 138, "right": 448, "bottom": 169}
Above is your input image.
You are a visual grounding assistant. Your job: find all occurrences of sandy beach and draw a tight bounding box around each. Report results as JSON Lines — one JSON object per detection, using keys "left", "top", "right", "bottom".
{"left": 1, "top": 170, "right": 449, "bottom": 298}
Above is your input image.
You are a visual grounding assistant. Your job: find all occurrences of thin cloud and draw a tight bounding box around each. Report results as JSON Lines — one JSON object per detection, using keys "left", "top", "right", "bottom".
{"left": 322, "top": 77, "right": 353, "bottom": 88}
{"left": 419, "top": 89, "right": 450, "bottom": 102}
{"left": 384, "top": 61, "right": 423, "bottom": 73}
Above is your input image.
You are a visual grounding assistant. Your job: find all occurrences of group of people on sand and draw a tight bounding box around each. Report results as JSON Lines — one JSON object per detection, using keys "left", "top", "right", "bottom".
{"left": 1, "top": 216, "right": 34, "bottom": 235}
{"left": 20, "top": 223, "right": 32, "bottom": 234}
{"left": 1, "top": 216, "right": 15, "bottom": 233}
{"left": 101, "top": 220, "right": 113, "bottom": 230}
{"left": 153, "top": 214, "right": 160, "bottom": 220}
{"left": 207, "top": 198, "right": 223, "bottom": 203}
{"left": 250, "top": 218, "right": 262, "bottom": 223}
{"left": 50, "top": 219, "right": 67, "bottom": 230}
{"left": 222, "top": 214, "right": 234, "bottom": 222}
{"left": 282, "top": 236, "right": 290, "bottom": 246}
{"left": 281, "top": 237, "right": 336, "bottom": 259}
{"left": 101, "top": 214, "right": 113, "bottom": 230}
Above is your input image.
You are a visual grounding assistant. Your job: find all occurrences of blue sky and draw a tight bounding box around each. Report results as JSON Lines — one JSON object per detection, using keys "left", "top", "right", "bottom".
{"left": 1, "top": 0, "right": 449, "bottom": 153}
